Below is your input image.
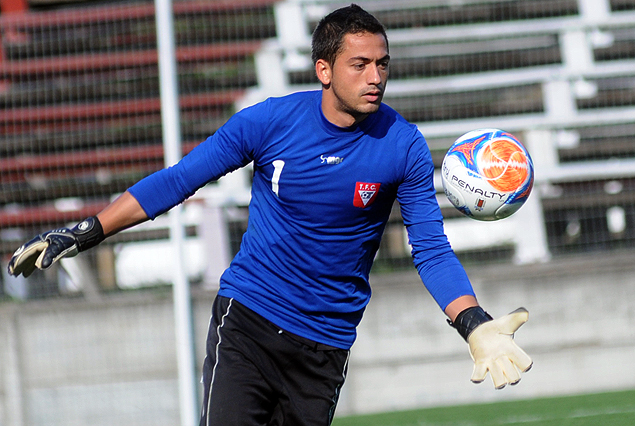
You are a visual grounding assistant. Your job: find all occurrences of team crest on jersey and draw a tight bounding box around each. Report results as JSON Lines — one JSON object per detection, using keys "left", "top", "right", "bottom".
{"left": 354, "top": 182, "right": 381, "bottom": 208}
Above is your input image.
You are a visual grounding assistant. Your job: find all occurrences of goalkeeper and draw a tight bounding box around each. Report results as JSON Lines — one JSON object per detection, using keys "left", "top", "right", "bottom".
{"left": 8, "top": 4, "right": 532, "bottom": 425}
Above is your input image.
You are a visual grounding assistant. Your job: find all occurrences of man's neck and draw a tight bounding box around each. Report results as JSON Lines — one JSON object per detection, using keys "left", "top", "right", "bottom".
{"left": 320, "top": 91, "right": 368, "bottom": 128}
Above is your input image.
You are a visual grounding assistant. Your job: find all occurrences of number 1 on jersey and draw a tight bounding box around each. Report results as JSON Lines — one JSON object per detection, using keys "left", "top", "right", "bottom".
{"left": 272, "top": 160, "right": 285, "bottom": 197}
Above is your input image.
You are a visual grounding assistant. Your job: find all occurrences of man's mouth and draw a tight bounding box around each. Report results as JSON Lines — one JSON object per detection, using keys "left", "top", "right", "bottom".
{"left": 363, "top": 91, "right": 382, "bottom": 102}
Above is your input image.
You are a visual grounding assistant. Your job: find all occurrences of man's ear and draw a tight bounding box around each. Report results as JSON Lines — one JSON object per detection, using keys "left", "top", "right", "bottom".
{"left": 315, "top": 59, "right": 332, "bottom": 86}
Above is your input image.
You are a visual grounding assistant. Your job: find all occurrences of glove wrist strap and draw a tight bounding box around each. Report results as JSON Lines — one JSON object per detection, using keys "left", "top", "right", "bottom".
{"left": 448, "top": 306, "right": 493, "bottom": 342}
{"left": 71, "top": 216, "right": 105, "bottom": 252}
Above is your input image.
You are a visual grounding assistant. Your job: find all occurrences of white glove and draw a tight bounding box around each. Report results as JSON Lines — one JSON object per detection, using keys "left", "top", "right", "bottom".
{"left": 467, "top": 308, "right": 533, "bottom": 389}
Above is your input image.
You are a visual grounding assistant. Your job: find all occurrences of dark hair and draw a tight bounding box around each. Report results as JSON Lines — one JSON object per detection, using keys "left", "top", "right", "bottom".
{"left": 311, "top": 3, "right": 388, "bottom": 66}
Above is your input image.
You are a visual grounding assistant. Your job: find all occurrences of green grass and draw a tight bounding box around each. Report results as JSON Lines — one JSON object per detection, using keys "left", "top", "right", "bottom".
{"left": 333, "top": 389, "right": 635, "bottom": 426}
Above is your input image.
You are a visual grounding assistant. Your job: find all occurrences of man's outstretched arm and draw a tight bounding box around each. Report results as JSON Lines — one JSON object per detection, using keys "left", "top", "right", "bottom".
{"left": 97, "top": 191, "right": 148, "bottom": 236}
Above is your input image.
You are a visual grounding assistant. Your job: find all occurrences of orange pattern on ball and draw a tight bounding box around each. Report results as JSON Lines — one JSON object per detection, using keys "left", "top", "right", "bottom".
{"left": 480, "top": 139, "right": 529, "bottom": 192}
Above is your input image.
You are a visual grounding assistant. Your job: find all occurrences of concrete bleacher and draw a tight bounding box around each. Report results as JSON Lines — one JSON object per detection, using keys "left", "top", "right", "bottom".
{"left": 264, "top": 0, "right": 635, "bottom": 265}
{"left": 2, "top": 0, "right": 635, "bottom": 284}
{"left": 0, "top": 0, "right": 278, "bottom": 257}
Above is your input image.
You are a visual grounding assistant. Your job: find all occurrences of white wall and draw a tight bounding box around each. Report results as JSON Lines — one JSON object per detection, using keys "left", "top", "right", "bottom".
{"left": 1, "top": 252, "right": 634, "bottom": 424}
{"left": 338, "top": 251, "right": 635, "bottom": 415}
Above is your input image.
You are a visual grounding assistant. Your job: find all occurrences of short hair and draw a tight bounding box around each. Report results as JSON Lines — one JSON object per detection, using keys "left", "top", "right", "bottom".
{"left": 311, "top": 3, "right": 388, "bottom": 66}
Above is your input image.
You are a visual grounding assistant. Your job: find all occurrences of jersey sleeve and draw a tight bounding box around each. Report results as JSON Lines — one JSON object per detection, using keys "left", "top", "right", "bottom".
{"left": 397, "top": 128, "right": 475, "bottom": 311}
{"left": 128, "top": 101, "right": 269, "bottom": 219}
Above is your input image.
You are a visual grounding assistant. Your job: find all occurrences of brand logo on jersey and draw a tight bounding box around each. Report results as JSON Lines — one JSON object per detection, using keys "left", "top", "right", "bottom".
{"left": 321, "top": 155, "right": 343, "bottom": 165}
{"left": 354, "top": 182, "right": 381, "bottom": 208}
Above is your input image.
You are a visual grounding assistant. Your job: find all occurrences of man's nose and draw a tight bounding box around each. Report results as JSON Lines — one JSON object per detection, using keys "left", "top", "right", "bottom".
{"left": 367, "top": 64, "right": 382, "bottom": 85}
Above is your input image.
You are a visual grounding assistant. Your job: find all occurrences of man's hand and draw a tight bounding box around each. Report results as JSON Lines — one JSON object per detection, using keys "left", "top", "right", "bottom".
{"left": 8, "top": 217, "right": 104, "bottom": 278}
{"left": 467, "top": 308, "right": 533, "bottom": 389}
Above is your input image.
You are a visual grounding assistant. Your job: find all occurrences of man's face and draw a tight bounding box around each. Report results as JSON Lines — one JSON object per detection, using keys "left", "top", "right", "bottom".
{"left": 317, "top": 31, "right": 390, "bottom": 127}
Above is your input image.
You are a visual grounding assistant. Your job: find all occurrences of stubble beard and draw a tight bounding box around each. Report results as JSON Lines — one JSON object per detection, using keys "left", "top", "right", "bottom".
{"left": 335, "top": 91, "right": 382, "bottom": 125}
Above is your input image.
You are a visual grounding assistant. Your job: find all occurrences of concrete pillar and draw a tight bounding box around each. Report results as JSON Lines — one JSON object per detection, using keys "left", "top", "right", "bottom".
{"left": 578, "top": 0, "right": 611, "bottom": 23}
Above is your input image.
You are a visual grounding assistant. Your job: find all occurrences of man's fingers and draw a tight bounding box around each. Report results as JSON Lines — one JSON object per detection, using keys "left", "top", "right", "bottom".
{"left": 471, "top": 362, "right": 487, "bottom": 384}
{"left": 8, "top": 240, "right": 49, "bottom": 277}
{"left": 472, "top": 359, "right": 519, "bottom": 389}
{"left": 471, "top": 357, "right": 525, "bottom": 389}
{"left": 498, "top": 308, "right": 529, "bottom": 335}
{"left": 498, "top": 357, "right": 521, "bottom": 386}
{"left": 35, "top": 237, "right": 77, "bottom": 270}
{"left": 36, "top": 244, "right": 59, "bottom": 269}
{"left": 508, "top": 346, "right": 534, "bottom": 372}
{"left": 488, "top": 361, "right": 508, "bottom": 389}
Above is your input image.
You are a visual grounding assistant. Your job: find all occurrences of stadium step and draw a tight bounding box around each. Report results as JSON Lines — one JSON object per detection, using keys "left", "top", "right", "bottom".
{"left": 0, "top": 0, "right": 277, "bottom": 242}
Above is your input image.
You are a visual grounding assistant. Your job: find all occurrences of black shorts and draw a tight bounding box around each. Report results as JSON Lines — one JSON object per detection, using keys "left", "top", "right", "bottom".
{"left": 199, "top": 296, "right": 350, "bottom": 426}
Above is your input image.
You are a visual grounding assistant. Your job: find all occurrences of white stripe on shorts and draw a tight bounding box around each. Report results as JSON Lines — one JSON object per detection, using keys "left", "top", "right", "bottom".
{"left": 205, "top": 297, "right": 234, "bottom": 426}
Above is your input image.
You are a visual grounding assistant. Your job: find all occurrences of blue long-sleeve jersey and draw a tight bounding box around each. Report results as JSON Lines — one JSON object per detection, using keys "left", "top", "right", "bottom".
{"left": 129, "top": 90, "right": 474, "bottom": 349}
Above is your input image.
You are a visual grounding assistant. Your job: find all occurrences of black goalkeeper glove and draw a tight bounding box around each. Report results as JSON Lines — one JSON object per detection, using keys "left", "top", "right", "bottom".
{"left": 7, "top": 216, "right": 105, "bottom": 278}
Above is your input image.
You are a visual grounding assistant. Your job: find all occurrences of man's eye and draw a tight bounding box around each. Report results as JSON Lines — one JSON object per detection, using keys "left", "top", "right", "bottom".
{"left": 354, "top": 63, "right": 365, "bottom": 70}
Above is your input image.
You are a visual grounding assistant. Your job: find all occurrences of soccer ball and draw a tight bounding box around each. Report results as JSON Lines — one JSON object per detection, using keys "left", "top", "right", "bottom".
{"left": 441, "top": 128, "right": 534, "bottom": 221}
